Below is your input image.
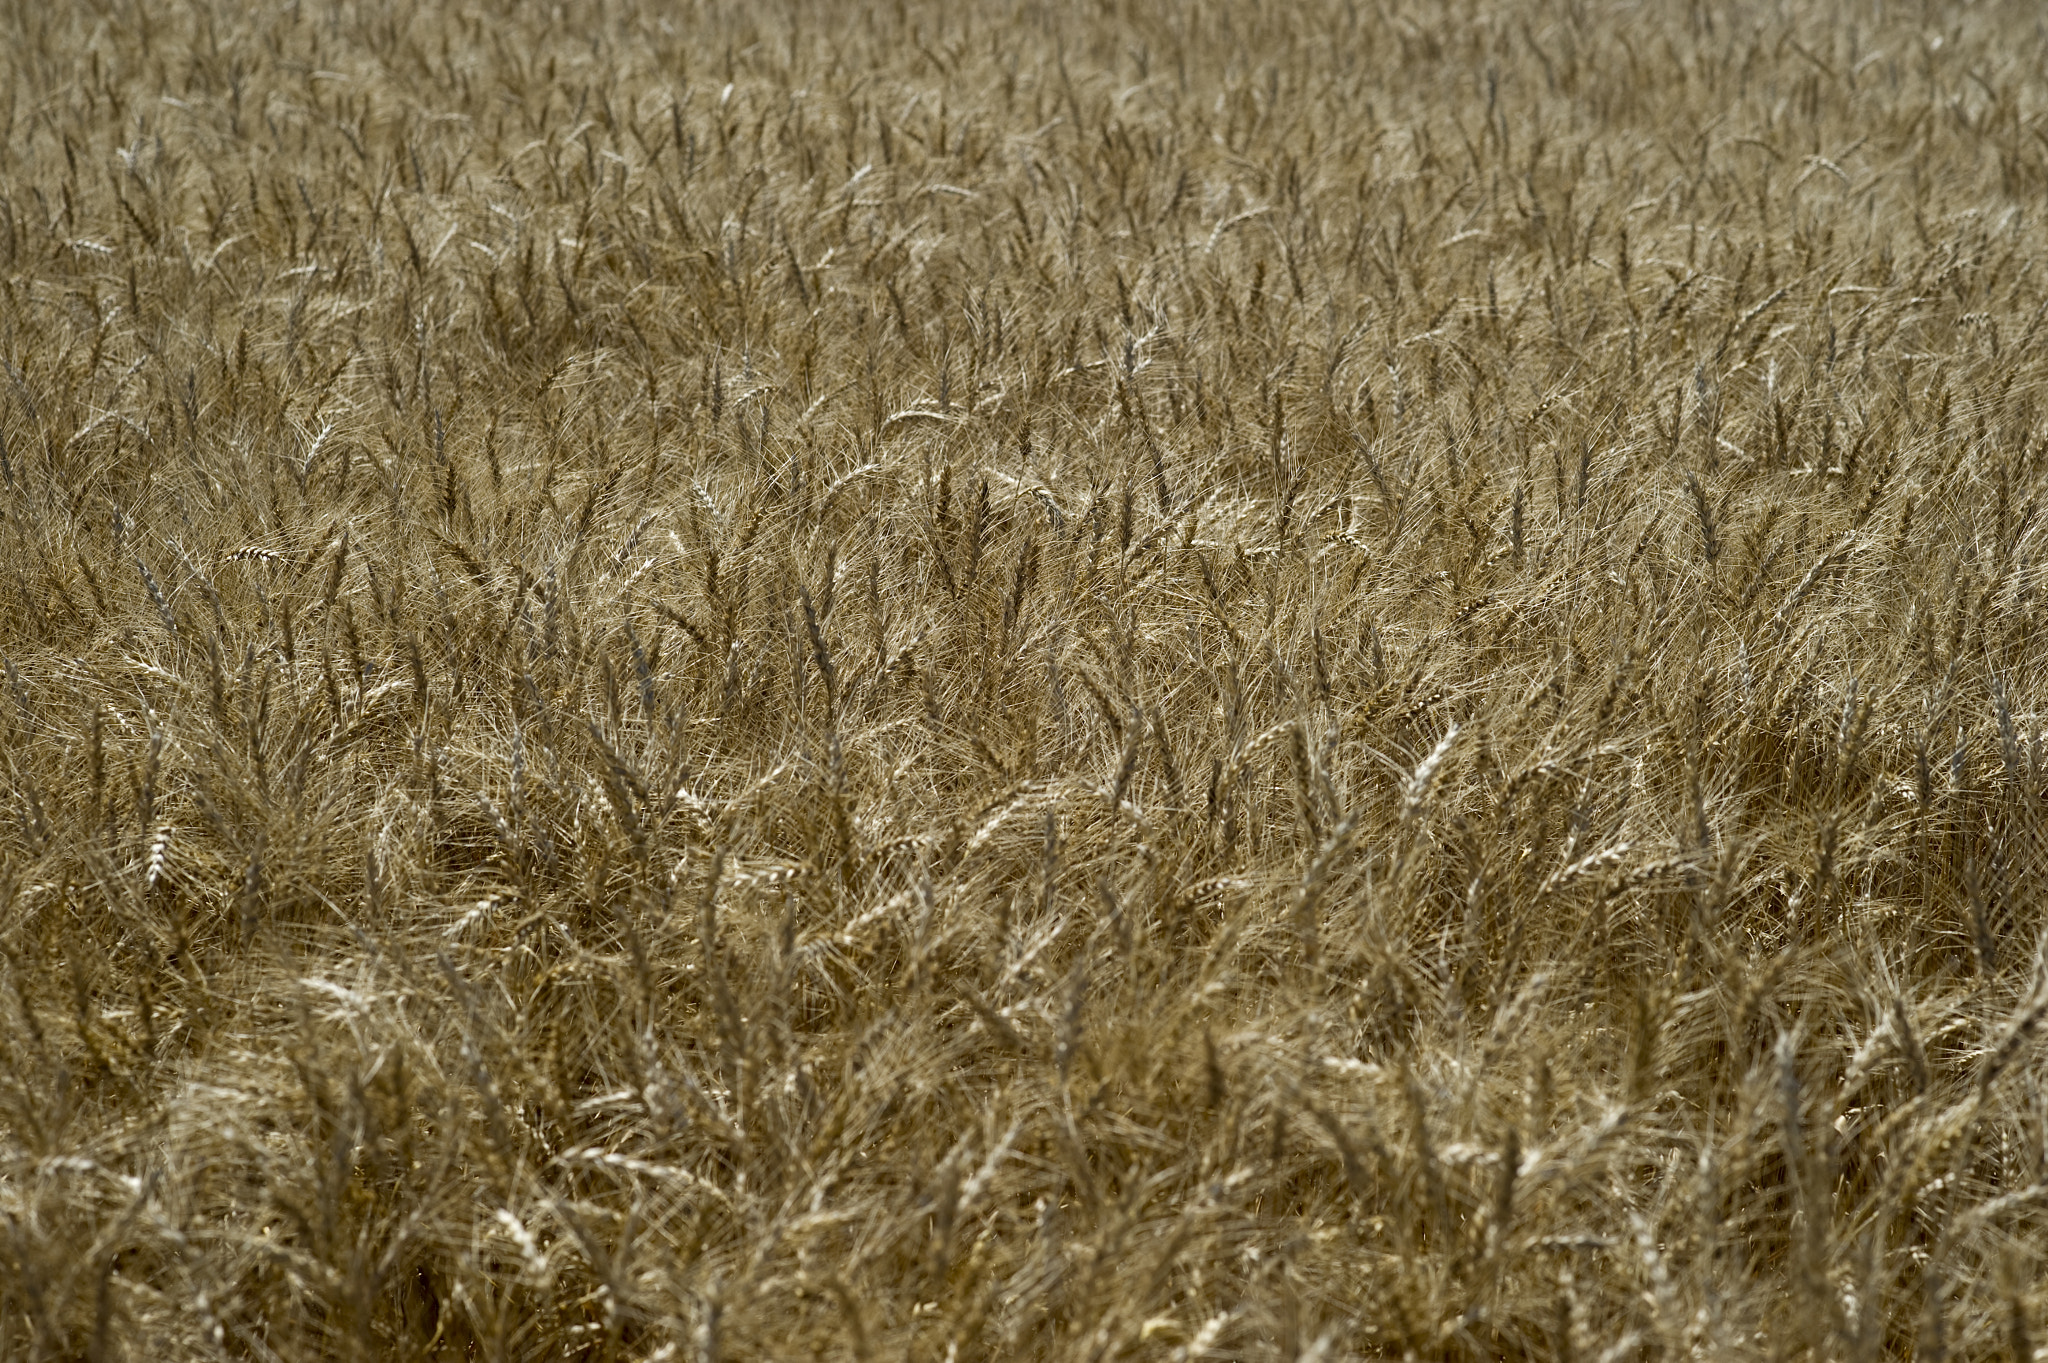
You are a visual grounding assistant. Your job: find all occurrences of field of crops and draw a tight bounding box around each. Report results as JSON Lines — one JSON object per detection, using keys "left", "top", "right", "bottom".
{"left": 3, "top": 1, "right": 2047, "bottom": 1357}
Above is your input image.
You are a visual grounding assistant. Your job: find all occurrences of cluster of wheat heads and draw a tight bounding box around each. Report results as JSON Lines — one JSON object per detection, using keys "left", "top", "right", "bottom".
{"left": 3, "top": 0, "right": 2047, "bottom": 1358}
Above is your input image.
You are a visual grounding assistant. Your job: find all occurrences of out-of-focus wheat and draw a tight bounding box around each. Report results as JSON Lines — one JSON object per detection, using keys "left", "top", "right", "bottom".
{"left": 3, "top": 0, "right": 2047, "bottom": 1357}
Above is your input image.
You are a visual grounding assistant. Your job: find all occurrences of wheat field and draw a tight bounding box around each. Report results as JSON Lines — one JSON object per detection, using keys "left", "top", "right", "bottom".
{"left": 3, "top": 0, "right": 2047, "bottom": 1358}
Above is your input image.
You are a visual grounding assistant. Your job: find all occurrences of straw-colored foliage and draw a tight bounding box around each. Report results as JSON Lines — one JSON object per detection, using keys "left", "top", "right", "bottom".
{"left": 4, "top": 1, "right": 2047, "bottom": 1358}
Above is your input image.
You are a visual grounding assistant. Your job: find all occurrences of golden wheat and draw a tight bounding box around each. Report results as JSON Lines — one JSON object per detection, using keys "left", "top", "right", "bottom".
{"left": 3, "top": 0, "right": 2048, "bottom": 1359}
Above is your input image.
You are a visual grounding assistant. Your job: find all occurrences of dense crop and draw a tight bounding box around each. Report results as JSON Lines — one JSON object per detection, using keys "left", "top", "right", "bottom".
{"left": 4, "top": 1, "right": 2048, "bottom": 1358}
